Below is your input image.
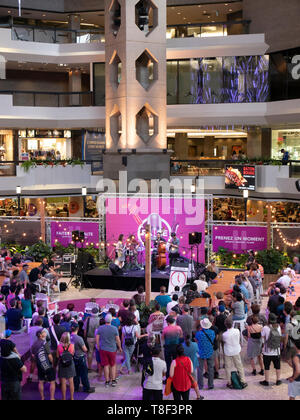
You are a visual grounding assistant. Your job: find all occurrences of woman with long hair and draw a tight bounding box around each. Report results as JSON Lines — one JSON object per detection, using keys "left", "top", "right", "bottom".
{"left": 169, "top": 344, "right": 194, "bottom": 401}
{"left": 57, "top": 332, "right": 76, "bottom": 400}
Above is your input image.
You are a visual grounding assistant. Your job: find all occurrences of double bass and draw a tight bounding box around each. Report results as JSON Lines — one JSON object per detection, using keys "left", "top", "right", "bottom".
{"left": 156, "top": 229, "right": 167, "bottom": 270}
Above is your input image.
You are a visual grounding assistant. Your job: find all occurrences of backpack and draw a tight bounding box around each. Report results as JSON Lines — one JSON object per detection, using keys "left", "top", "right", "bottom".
{"left": 60, "top": 345, "right": 73, "bottom": 368}
{"left": 266, "top": 326, "right": 281, "bottom": 351}
{"left": 231, "top": 371, "right": 243, "bottom": 390}
{"left": 143, "top": 359, "right": 154, "bottom": 377}
{"left": 124, "top": 326, "right": 135, "bottom": 347}
{"left": 290, "top": 321, "right": 300, "bottom": 343}
{"left": 36, "top": 344, "right": 52, "bottom": 373}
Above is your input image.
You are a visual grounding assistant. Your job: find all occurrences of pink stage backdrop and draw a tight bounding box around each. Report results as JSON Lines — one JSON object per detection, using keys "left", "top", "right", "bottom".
{"left": 105, "top": 197, "right": 205, "bottom": 263}
{"left": 50, "top": 221, "right": 99, "bottom": 248}
{"left": 213, "top": 225, "right": 268, "bottom": 253}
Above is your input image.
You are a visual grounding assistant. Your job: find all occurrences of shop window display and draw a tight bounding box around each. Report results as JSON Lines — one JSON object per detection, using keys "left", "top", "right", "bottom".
{"left": 19, "top": 129, "right": 72, "bottom": 161}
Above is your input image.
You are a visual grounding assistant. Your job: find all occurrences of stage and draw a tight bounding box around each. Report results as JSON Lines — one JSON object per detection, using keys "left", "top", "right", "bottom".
{"left": 83, "top": 268, "right": 170, "bottom": 292}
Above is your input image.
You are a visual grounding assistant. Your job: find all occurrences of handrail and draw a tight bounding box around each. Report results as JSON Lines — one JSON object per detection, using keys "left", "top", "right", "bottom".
{"left": 167, "top": 19, "right": 251, "bottom": 29}
{"left": 0, "top": 90, "right": 92, "bottom": 95}
{"left": 0, "top": 22, "right": 104, "bottom": 34}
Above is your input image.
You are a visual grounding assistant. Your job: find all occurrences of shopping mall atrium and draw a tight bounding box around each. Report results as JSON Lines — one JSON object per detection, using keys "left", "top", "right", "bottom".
{"left": 0, "top": 0, "right": 299, "bottom": 404}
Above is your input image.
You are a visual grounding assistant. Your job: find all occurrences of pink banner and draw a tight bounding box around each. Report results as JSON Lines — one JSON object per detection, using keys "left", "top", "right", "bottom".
{"left": 51, "top": 221, "right": 99, "bottom": 248}
{"left": 213, "top": 225, "right": 268, "bottom": 253}
{"left": 105, "top": 197, "right": 205, "bottom": 263}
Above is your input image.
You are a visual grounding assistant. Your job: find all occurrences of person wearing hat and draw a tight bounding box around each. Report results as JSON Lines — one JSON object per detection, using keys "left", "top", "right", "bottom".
{"left": 95, "top": 313, "right": 122, "bottom": 388}
{"left": 0, "top": 329, "right": 27, "bottom": 400}
{"left": 260, "top": 313, "right": 282, "bottom": 387}
{"left": 70, "top": 322, "right": 95, "bottom": 394}
{"left": 84, "top": 306, "right": 100, "bottom": 371}
{"left": 222, "top": 318, "right": 248, "bottom": 389}
{"left": 195, "top": 318, "right": 215, "bottom": 390}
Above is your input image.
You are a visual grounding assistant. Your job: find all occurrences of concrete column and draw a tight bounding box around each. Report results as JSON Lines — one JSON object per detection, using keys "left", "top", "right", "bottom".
{"left": 261, "top": 128, "right": 272, "bottom": 159}
{"left": 68, "top": 69, "right": 82, "bottom": 106}
{"left": 174, "top": 133, "right": 189, "bottom": 159}
{"left": 203, "top": 136, "right": 215, "bottom": 157}
{"left": 247, "top": 128, "right": 262, "bottom": 159}
{"left": 103, "top": 0, "right": 169, "bottom": 181}
{"left": 68, "top": 14, "right": 81, "bottom": 43}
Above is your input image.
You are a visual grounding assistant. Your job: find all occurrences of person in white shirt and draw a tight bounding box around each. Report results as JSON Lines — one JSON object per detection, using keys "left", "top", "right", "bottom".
{"left": 260, "top": 313, "right": 282, "bottom": 387}
{"left": 193, "top": 275, "right": 208, "bottom": 294}
{"left": 277, "top": 270, "right": 291, "bottom": 290}
{"left": 0, "top": 295, "right": 6, "bottom": 317}
{"left": 222, "top": 318, "right": 247, "bottom": 389}
{"left": 142, "top": 346, "right": 166, "bottom": 401}
{"left": 166, "top": 294, "right": 179, "bottom": 314}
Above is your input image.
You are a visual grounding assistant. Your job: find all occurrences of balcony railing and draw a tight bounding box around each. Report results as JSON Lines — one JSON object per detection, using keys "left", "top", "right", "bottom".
{"left": 0, "top": 90, "right": 97, "bottom": 107}
{"left": 0, "top": 20, "right": 250, "bottom": 45}
{"left": 5, "top": 23, "right": 105, "bottom": 44}
{"left": 0, "top": 160, "right": 104, "bottom": 177}
{"left": 170, "top": 159, "right": 294, "bottom": 177}
{"left": 166, "top": 20, "right": 251, "bottom": 39}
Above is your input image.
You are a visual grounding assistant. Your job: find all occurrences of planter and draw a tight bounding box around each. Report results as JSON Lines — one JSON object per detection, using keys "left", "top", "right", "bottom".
{"left": 263, "top": 274, "right": 279, "bottom": 291}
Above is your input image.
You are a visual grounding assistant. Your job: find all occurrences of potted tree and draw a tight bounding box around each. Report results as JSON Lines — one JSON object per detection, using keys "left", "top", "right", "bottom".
{"left": 255, "top": 249, "right": 290, "bottom": 289}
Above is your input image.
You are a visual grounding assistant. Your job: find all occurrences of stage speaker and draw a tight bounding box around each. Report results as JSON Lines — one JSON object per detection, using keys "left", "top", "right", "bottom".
{"left": 72, "top": 230, "right": 80, "bottom": 241}
{"left": 189, "top": 232, "right": 202, "bottom": 245}
{"left": 72, "top": 231, "right": 85, "bottom": 242}
{"left": 109, "top": 262, "right": 123, "bottom": 276}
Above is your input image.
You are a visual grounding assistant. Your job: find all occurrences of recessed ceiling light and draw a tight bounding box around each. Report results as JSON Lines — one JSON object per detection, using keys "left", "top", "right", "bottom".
{"left": 8, "top": 11, "right": 11, "bottom": 14}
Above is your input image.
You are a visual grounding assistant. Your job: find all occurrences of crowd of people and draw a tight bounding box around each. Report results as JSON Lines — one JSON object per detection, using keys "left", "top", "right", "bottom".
{"left": 0, "top": 249, "right": 300, "bottom": 401}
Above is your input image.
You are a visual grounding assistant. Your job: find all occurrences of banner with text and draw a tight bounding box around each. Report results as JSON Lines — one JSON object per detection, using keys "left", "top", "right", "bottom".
{"left": 50, "top": 221, "right": 99, "bottom": 248}
{"left": 213, "top": 225, "right": 268, "bottom": 253}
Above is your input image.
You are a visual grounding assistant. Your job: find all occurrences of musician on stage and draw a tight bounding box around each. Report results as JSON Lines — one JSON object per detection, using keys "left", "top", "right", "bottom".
{"left": 153, "top": 231, "right": 166, "bottom": 249}
{"left": 168, "top": 232, "right": 180, "bottom": 267}
{"left": 115, "top": 234, "right": 126, "bottom": 268}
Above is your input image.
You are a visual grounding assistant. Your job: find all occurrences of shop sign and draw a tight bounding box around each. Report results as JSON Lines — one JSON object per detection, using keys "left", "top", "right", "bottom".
{"left": 225, "top": 165, "right": 256, "bottom": 191}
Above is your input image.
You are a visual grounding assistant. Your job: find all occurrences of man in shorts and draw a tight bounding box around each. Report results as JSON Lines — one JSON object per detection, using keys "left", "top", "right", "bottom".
{"left": 31, "top": 329, "right": 56, "bottom": 400}
{"left": 95, "top": 313, "right": 122, "bottom": 388}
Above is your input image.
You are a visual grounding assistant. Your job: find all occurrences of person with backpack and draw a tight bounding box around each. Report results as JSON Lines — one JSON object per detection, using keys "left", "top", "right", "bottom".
{"left": 142, "top": 345, "right": 166, "bottom": 401}
{"left": 288, "top": 340, "right": 300, "bottom": 400}
{"left": 57, "top": 332, "right": 76, "bottom": 401}
{"left": 260, "top": 313, "right": 282, "bottom": 387}
{"left": 195, "top": 318, "right": 215, "bottom": 390}
{"left": 120, "top": 317, "right": 141, "bottom": 375}
{"left": 222, "top": 318, "right": 248, "bottom": 389}
{"left": 31, "top": 329, "right": 56, "bottom": 400}
{"left": 283, "top": 313, "right": 300, "bottom": 367}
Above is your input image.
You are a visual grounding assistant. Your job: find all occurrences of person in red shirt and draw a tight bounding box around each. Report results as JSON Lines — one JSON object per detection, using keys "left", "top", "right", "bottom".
{"left": 162, "top": 316, "right": 183, "bottom": 378}
{"left": 169, "top": 344, "right": 193, "bottom": 401}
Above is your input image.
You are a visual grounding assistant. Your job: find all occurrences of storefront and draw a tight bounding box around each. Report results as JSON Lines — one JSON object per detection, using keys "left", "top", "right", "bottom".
{"left": 18, "top": 129, "right": 72, "bottom": 160}
{"left": 272, "top": 129, "right": 300, "bottom": 160}
{"left": 168, "top": 129, "right": 248, "bottom": 160}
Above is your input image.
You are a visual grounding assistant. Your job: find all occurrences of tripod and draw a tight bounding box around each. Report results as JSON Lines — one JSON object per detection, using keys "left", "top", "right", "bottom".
{"left": 189, "top": 244, "right": 200, "bottom": 281}
{"left": 67, "top": 239, "right": 83, "bottom": 290}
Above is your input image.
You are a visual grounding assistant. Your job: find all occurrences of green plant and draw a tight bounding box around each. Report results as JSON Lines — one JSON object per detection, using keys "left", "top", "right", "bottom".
{"left": 1, "top": 244, "right": 27, "bottom": 255}
{"left": 255, "top": 249, "right": 290, "bottom": 274}
{"left": 215, "top": 247, "right": 249, "bottom": 269}
{"left": 26, "top": 241, "right": 53, "bottom": 262}
{"left": 53, "top": 241, "right": 75, "bottom": 257}
{"left": 21, "top": 159, "right": 85, "bottom": 173}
